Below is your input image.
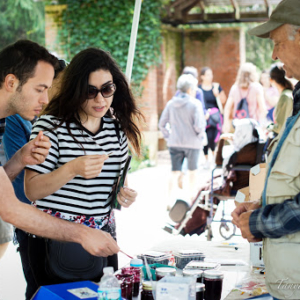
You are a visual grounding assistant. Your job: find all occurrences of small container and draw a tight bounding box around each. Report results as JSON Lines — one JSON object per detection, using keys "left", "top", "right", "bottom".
{"left": 141, "top": 282, "right": 155, "bottom": 300}
{"left": 203, "top": 270, "right": 224, "bottom": 300}
{"left": 185, "top": 260, "right": 220, "bottom": 271}
{"left": 173, "top": 250, "right": 205, "bottom": 269}
{"left": 155, "top": 267, "right": 176, "bottom": 281}
{"left": 195, "top": 283, "right": 205, "bottom": 300}
{"left": 182, "top": 269, "right": 203, "bottom": 283}
{"left": 138, "top": 251, "right": 171, "bottom": 265}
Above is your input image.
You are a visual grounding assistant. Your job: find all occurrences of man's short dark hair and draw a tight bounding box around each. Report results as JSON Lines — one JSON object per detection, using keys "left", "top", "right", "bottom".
{"left": 0, "top": 39, "right": 59, "bottom": 88}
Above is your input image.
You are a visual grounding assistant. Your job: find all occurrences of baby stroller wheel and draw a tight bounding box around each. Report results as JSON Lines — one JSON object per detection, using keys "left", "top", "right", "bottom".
{"left": 219, "top": 221, "right": 236, "bottom": 240}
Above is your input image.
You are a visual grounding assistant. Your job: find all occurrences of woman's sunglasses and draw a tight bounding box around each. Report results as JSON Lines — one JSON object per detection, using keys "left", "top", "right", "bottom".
{"left": 87, "top": 83, "right": 116, "bottom": 99}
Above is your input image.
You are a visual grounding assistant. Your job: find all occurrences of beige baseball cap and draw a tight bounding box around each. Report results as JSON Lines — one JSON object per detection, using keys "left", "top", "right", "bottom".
{"left": 248, "top": 0, "right": 300, "bottom": 38}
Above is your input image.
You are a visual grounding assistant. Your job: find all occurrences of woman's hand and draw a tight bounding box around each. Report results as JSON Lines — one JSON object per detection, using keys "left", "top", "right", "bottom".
{"left": 69, "top": 154, "right": 108, "bottom": 179}
{"left": 117, "top": 186, "right": 137, "bottom": 208}
{"left": 212, "top": 83, "right": 220, "bottom": 97}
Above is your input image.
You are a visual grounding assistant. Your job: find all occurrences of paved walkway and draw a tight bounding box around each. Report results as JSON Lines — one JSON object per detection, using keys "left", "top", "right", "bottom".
{"left": 0, "top": 150, "right": 242, "bottom": 300}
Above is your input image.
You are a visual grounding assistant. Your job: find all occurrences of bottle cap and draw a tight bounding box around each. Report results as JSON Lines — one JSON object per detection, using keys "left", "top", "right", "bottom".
{"left": 130, "top": 258, "right": 143, "bottom": 267}
{"left": 103, "top": 266, "right": 114, "bottom": 274}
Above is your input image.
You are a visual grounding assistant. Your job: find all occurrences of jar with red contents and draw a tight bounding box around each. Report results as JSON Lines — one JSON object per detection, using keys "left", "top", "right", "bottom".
{"left": 115, "top": 273, "right": 134, "bottom": 300}
{"left": 121, "top": 263, "right": 142, "bottom": 297}
{"left": 203, "top": 270, "right": 224, "bottom": 300}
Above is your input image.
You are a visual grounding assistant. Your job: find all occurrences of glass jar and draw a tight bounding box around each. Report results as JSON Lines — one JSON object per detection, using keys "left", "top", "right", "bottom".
{"left": 182, "top": 269, "right": 203, "bottom": 283}
{"left": 195, "top": 283, "right": 205, "bottom": 300}
{"left": 203, "top": 270, "right": 224, "bottom": 300}
{"left": 122, "top": 262, "right": 143, "bottom": 298}
{"left": 155, "top": 267, "right": 176, "bottom": 281}
{"left": 130, "top": 258, "right": 143, "bottom": 297}
{"left": 141, "top": 282, "right": 154, "bottom": 300}
{"left": 115, "top": 273, "right": 134, "bottom": 300}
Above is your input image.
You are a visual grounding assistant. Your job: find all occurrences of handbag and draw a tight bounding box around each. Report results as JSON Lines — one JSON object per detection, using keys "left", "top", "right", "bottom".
{"left": 45, "top": 238, "right": 107, "bottom": 281}
{"left": 235, "top": 89, "right": 250, "bottom": 119}
{"left": 207, "top": 107, "right": 221, "bottom": 128}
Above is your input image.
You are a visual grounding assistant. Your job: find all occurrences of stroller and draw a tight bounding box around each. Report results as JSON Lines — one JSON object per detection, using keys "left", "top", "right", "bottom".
{"left": 164, "top": 119, "right": 267, "bottom": 240}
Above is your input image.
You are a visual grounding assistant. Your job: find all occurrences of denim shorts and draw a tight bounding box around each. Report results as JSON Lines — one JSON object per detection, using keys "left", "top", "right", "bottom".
{"left": 169, "top": 147, "right": 200, "bottom": 171}
{"left": 0, "top": 216, "right": 13, "bottom": 244}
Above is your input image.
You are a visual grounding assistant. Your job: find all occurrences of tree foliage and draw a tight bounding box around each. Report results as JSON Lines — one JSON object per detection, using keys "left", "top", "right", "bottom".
{"left": 0, "top": 0, "right": 45, "bottom": 50}
{"left": 56, "top": 0, "right": 162, "bottom": 86}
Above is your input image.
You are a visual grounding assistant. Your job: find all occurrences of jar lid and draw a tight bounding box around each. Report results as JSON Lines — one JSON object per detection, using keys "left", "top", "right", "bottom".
{"left": 142, "top": 282, "right": 155, "bottom": 291}
{"left": 182, "top": 269, "right": 203, "bottom": 278}
{"left": 130, "top": 258, "right": 143, "bottom": 267}
{"left": 174, "top": 250, "right": 205, "bottom": 258}
{"left": 203, "top": 270, "right": 224, "bottom": 279}
{"left": 155, "top": 267, "right": 176, "bottom": 276}
{"left": 196, "top": 283, "right": 205, "bottom": 292}
{"left": 138, "top": 251, "right": 171, "bottom": 259}
{"left": 185, "top": 261, "right": 220, "bottom": 270}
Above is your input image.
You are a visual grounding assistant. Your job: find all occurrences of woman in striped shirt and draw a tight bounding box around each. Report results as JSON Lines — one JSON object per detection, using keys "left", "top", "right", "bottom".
{"left": 24, "top": 48, "right": 143, "bottom": 289}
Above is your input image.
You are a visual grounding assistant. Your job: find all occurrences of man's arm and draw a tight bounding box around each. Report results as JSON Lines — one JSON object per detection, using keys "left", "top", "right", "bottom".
{"left": 3, "top": 131, "right": 50, "bottom": 181}
{"left": 248, "top": 196, "right": 300, "bottom": 239}
{"left": 0, "top": 167, "right": 119, "bottom": 256}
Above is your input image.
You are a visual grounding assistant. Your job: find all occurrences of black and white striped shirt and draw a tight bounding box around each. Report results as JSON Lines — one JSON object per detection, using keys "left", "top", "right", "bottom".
{"left": 26, "top": 115, "right": 128, "bottom": 225}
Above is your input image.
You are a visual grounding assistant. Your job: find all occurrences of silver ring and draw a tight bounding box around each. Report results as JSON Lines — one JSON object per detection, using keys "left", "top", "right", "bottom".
{"left": 124, "top": 199, "right": 128, "bottom": 204}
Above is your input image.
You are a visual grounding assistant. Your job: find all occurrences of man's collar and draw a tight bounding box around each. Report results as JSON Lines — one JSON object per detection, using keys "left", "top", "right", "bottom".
{"left": 292, "top": 81, "right": 300, "bottom": 115}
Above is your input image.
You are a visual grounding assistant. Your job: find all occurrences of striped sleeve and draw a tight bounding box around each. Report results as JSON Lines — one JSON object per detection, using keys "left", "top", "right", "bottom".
{"left": 26, "top": 115, "right": 59, "bottom": 174}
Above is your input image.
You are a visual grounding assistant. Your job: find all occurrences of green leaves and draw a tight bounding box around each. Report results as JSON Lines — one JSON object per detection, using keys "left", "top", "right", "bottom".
{"left": 57, "top": 0, "right": 162, "bottom": 87}
{"left": 0, "top": 0, "right": 45, "bottom": 50}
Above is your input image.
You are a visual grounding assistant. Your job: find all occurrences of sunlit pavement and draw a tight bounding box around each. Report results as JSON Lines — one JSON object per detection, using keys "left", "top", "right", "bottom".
{"left": 0, "top": 150, "right": 244, "bottom": 300}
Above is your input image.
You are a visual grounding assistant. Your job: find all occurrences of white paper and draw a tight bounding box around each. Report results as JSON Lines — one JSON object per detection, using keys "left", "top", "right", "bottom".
{"left": 250, "top": 164, "right": 261, "bottom": 176}
{"left": 67, "top": 287, "right": 98, "bottom": 299}
{"left": 156, "top": 282, "right": 189, "bottom": 299}
{"left": 235, "top": 190, "right": 246, "bottom": 203}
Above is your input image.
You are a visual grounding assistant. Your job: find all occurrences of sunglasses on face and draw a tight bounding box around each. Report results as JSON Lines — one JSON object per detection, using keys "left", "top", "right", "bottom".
{"left": 87, "top": 83, "right": 116, "bottom": 99}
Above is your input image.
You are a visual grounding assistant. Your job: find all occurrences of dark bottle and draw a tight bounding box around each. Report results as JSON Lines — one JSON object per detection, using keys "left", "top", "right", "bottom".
{"left": 141, "top": 282, "right": 154, "bottom": 300}
{"left": 203, "top": 270, "right": 224, "bottom": 300}
{"left": 195, "top": 283, "right": 205, "bottom": 300}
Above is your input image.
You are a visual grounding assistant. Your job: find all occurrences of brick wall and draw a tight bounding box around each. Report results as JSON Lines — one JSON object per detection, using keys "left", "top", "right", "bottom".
{"left": 184, "top": 27, "right": 244, "bottom": 98}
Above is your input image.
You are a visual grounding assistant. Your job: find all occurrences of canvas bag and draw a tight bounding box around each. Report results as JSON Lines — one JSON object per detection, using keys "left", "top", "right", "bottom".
{"left": 235, "top": 89, "right": 250, "bottom": 119}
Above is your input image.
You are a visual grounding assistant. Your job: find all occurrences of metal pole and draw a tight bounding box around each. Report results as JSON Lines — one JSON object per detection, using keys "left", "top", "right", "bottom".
{"left": 125, "top": 0, "right": 142, "bottom": 82}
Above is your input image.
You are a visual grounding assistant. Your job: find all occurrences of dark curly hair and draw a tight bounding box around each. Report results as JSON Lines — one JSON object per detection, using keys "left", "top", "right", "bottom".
{"left": 42, "top": 47, "right": 143, "bottom": 155}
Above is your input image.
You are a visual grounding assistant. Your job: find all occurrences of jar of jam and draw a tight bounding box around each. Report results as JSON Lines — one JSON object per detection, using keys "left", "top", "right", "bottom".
{"left": 115, "top": 273, "right": 134, "bottom": 300}
{"left": 155, "top": 267, "right": 176, "bottom": 281}
{"left": 203, "top": 270, "right": 224, "bottom": 300}
{"left": 141, "top": 282, "right": 155, "bottom": 300}
{"left": 182, "top": 269, "right": 203, "bottom": 283}
{"left": 195, "top": 283, "right": 205, "bottom": 300}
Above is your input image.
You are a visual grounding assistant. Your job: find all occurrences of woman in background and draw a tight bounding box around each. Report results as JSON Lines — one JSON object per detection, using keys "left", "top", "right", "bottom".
{"left": 260, "top": 69, "right": 279, "bottom": 122}
{"left": 159, "top": 74, "right": 206, "bottom": 206}
{"left": 223, "top": 62, "right": 267, "bottom": 133}
{"left": 269, "top": 64, "right": 294, "bottom": 135}
{"left": 199, "top": 67, "right": 226, "bottom": 169}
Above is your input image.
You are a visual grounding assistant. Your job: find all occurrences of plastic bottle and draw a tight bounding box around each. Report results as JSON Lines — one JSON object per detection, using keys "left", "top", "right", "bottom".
{"left": 98, "top": 266, "right": 121, "bottom": 300}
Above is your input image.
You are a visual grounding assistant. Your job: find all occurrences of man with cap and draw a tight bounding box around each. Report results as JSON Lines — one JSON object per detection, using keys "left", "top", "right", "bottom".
{"left": 232, "top": 0, "right": 300, "bottom": 299}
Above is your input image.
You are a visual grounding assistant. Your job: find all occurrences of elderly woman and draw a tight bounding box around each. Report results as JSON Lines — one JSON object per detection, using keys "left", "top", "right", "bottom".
{"left": 223, "top": 62, "right": 267, "bottom": 133}
{"left": 159, "top": 74, "right": 206, "bottom": 206}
